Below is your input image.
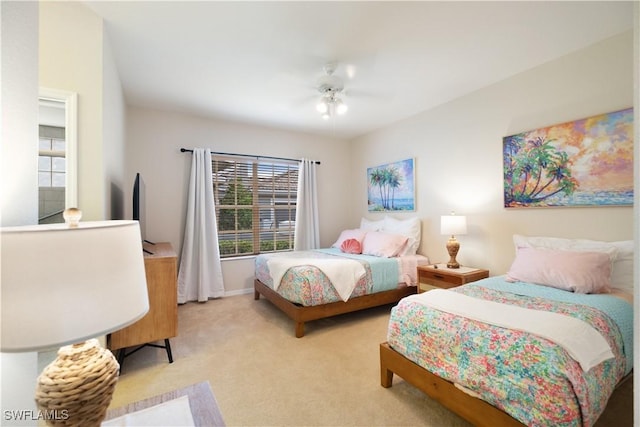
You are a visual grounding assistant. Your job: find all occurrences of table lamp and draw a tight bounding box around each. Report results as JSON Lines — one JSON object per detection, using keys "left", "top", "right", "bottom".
{"left": 1, "top": 215, "right": 149, "bottom": 426}
{"left": 440, "top": 212, "right": 467, "bottom": 269}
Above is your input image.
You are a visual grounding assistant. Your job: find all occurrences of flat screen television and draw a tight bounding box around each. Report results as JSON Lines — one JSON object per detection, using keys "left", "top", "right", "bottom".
{"left": 133, "top": 173, "right": 142, "bottom": 223}
{"left": 133, "top": 173, "right": 154, "bottom": 253}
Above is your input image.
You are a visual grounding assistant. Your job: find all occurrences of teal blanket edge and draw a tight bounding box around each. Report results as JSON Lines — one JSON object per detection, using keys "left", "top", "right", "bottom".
{"left": 314, "top": 248, "right": 400, "bottom": 293}
{"left": 473, "top": 276, "right": 634, "bottom": 376}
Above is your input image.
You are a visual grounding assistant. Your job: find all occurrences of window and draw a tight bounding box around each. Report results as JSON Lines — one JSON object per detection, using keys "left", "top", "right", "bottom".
{"left": 38, "top": 125, "right": 67, "bottom": 224}
{"left": 213, "top": 155, "right": 298, "bottom": 257}
{"left": 38, "top": 131, "right": 66, "bottom": 188}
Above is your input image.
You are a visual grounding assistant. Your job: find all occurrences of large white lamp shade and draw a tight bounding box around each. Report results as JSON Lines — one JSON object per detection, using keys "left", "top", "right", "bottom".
{"left": 1, "top": 220, "right": 149, "bottom": 352}
{"left": 440, "top": 214, "right": 468, "bottom": 237}
{"left": 1, "top": 220, "right": 150, "bottom": 426}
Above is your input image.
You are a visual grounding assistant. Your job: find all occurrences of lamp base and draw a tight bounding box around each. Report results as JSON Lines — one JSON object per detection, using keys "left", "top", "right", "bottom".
{"left": 446, "top": 237, "right": 461, "bottom": 269}
{"left": 35, "top": 339, "right": 119, "bottom": 427}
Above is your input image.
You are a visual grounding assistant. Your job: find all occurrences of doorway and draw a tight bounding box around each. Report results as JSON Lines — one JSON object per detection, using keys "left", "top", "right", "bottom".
{"left": 38, "top": 88, "right": 77, "bottom": 224}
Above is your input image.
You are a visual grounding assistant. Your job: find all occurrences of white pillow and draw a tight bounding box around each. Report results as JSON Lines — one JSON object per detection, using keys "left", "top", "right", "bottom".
{"left": 513, "top": 234, "right": 618, "bottom": 262}
{"left": 360, "top": 217, "right": 385, "bottom": 232}
{"left": 362, "top": 231, "right": 408, "bottom": 258}
{"left": 383, "top": 216, "right": 421, "bottom": 256}
{"left": 609, "top": 240, "right": 634, "bottom": 293}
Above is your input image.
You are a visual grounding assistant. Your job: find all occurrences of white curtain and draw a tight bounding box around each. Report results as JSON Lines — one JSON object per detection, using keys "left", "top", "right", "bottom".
{"left": 294, "top": 158, "right": 320, "bottom": 250}
{"left": 178, "top": 148, "right": 225, "bottom": 303}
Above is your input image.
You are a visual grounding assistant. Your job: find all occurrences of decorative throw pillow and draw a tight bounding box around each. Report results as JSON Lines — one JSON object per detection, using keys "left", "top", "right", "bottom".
{"left": 340, "top": 238, "right": 362, "bottom": 254}
{"left": 506, "top": 246, "right": 612, "bottom": 294}
{"left": 332, "top": 229, "right": 367, "bottom": 249}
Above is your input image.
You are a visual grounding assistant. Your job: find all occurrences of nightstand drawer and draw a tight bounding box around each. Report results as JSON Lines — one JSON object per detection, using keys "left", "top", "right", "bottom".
{"left": 419, "top": 270, "right": 461, "bottom": 288}
{"left": 417, "top": 264, "right": 489, "bottom": 292}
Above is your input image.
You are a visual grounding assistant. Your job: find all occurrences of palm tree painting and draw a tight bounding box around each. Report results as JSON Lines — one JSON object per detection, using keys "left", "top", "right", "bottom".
{"left": 503, "top": 108, "right": 633, "bottom": 208}
{"left": 367, "top": 158, "right": 415, "bottom": 211}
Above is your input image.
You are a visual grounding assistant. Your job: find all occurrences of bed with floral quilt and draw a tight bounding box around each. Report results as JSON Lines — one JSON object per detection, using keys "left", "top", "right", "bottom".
{"left": 380, "top": 235, "right": 634, "bottom": 427}
{"left": 254, "top": 217, "right": 429, "bottom": 337}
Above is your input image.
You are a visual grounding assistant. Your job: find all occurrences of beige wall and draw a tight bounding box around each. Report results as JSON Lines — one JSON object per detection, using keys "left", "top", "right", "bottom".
{"left": 40, "top": 1, "right": 106, "bottom": 220}
{"left": 39, "top": 1, "right": 127, "bottom": 220}
{"left": 350, "top": 31, "right": 634, "bottom": 276}
{"left": 126, "top": 107, "right": 353, "bottom": 294}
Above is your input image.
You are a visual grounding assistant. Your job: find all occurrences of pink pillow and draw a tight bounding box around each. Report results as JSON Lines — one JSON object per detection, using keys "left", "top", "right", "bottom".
{"left": 362, "top": 231, "right": 408, "bottom": 258}
{"left": 506, "top": 247, "right": 612, "bottom": 294}
{"left": 340, "top": 238, "right": 362, "bottom": 254}
{"left": 332, "top": 229, "right": 367, "bottom": 249}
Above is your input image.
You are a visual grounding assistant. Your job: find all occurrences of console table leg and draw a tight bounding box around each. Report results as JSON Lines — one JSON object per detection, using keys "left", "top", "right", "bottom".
{"left": 165, "top": 339, "right": 174, "bottom": 363}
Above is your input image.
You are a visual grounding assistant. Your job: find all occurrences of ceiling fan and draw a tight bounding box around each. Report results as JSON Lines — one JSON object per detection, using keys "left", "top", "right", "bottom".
{"left": 315, "top": 63, "right": 348, "bottom": 120}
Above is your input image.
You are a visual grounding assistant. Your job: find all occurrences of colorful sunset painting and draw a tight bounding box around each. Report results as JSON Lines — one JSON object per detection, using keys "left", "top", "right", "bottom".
{"left": 503, "top": 108, "right": 633, "bottom": 208}
{"left": 367, "top": 158, "right": 415, "bottom": 212}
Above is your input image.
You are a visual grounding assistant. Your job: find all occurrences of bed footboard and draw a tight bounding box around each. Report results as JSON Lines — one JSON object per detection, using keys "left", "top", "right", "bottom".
{"left": 379, "top": 342, "right": 525, "bottom": 427}
{"left": 254, "top": 279, "right": 415, "bottom": 337}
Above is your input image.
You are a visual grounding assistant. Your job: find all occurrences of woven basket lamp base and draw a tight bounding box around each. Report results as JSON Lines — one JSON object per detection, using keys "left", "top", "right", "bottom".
{"left": 35, "top": 339, "right": 120, "bottom": 427}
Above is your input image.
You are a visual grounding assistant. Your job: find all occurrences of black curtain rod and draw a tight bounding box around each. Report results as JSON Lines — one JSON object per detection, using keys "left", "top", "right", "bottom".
{"left": 180, "top": 148, "right": 320, "bottom": 165}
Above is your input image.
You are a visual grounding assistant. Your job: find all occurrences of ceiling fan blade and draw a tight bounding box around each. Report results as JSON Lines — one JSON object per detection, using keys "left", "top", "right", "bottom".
{"left": 289, "top": 94, "right": 317, "bottom": 108}
{"left": 333, "top": 52, "right": 381, "bottom": 80}
{"left": 343, "top": 88, "right": 394, "bottom": 102}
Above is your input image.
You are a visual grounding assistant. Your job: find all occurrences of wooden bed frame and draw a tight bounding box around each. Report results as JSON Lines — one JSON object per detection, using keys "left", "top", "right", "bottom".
{"left": 381, "top": 342, "right": 634, "bottom": 426}
{"left": 254, "top": 278, "right": 416, "bottom": 337}
{"left": 380, "top": 342, "right": 526, "bottom": 427}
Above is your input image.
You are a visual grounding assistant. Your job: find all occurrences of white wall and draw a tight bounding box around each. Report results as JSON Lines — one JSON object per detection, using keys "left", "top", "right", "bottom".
{"left": 1, "top": 1, "right": 39, "bottom": 227}
{"left": 103, "top": 33, "right": 127, "bottom": 220}
{"left": 0, "top": 1, "right": 40, "bottom": 424}
{"left": 351, "top": 31, "right": 634, "bottom": 276}
{"left": 126, "top": 107, "right": 353, "bottom": 293}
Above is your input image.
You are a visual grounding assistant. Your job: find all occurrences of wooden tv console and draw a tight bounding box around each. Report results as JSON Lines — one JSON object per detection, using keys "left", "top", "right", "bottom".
{"left": 108, "top": 241, "right": 177, "bottom": 366}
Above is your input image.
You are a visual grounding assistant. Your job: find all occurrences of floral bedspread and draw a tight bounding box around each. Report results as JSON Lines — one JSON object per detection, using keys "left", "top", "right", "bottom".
{"left": 387, "top": 277, "right": 631, "bottom": 427}
{"left": 255, "top": 249, "right": 404, "bottom": 306}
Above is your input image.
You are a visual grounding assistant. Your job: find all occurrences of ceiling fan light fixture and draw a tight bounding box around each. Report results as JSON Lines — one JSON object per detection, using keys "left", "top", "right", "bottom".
{"left": 335, "top": 98, "right": 348, "bottom": 115}
{"left": 315, "top": 63, "right": 350, "bottom": 120}
{"left": 316, "top": 98, "right": 329, "bottom": 114}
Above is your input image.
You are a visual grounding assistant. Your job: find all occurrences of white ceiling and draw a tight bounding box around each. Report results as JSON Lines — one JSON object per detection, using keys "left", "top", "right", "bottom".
{"left": 84, "top": 1, "right": 634, "bottom": 140}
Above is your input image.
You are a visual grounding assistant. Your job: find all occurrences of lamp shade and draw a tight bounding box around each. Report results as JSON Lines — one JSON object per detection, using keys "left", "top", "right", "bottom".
{"left": 440, "top": 215, "right": 467, "bottom": 236}
{"left": 1, "top": 220, "right": 149, "bottom": 352}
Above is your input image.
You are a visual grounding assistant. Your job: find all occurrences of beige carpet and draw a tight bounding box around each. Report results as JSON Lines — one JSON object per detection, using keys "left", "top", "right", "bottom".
{"left": 109, "top": 293, "right": 633, "bottom": 426}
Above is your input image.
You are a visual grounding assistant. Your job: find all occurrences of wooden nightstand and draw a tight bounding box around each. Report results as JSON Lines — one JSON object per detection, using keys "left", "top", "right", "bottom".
{"left": 417, "top": 264, "right": 489, "bottom": 292}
